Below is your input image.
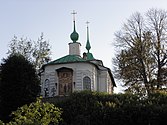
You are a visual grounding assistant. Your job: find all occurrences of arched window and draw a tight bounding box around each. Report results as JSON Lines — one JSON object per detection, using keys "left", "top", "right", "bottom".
{"left": 44, "top": 79, "right": 50, "bottom": 97}
{"left": 83, "top": 76, "right": 91, "bottom": 90}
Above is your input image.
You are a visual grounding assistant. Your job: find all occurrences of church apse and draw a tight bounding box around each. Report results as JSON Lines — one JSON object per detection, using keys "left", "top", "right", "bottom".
{"left": 56, "top": 67, "right": 73, "bottom": 95}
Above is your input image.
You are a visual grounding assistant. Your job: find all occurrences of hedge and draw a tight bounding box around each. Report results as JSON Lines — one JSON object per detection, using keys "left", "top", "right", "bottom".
{"left": 50, "top": 91, "right": 167, "bottom": 125}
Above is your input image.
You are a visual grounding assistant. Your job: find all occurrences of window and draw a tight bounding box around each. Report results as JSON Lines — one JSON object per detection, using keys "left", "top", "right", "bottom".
{"left": 83, "top": 76, "right": 91, "bottom": 90}
{"left": 44, "top": 79, "right": 50, "bottom": 97}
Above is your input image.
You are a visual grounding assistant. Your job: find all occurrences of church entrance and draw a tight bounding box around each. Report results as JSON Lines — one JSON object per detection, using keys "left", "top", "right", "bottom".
{"left": 57, "top": 67, "right": 73, "bottom": 95}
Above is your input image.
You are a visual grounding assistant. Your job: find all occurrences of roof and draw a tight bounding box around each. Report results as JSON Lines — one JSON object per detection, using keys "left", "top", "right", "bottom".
{"left": 46, "top": 55, "right": 86, "bottom": 65}
{"left": 86, "top": 53, "right": 94, "bottom": 60}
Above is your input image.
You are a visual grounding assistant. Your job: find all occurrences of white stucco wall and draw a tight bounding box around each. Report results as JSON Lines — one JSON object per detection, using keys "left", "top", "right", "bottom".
{"left": 98, "top": 71, "right": 113, "bottom": 94}
{"left": 69, "top": 42, "right": 81, "bottom": 56}
{"left": 41, "top": 62, "right": 97, "bottom": 97}
{"left": 41, "top": 61, "right": 114, "bottom": 97}
{"left": 98, "top": 70, "right": 108, "bottom": 93}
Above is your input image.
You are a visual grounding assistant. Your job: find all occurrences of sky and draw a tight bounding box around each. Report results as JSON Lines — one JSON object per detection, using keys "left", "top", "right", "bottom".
{"left": 1, "top": 0, "right": 167, "bottom": 93}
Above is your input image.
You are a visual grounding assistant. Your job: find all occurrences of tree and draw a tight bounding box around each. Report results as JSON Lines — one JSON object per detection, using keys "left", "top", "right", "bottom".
{"left": 113, "top": 8, "right": 167, "bottom": 95}
{"left": 0, "top": 54, "right": 40, "bottom": 122}
{"left": 7, "top": 33, "right": 51, "bottom": 69}
{"left": 7, "top": 98, "right": 62, "bottom": 125}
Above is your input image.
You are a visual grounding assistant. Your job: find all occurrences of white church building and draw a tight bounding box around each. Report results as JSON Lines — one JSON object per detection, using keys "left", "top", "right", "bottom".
{"left": 39, "top": 14, "right": 116, "bottom": 97}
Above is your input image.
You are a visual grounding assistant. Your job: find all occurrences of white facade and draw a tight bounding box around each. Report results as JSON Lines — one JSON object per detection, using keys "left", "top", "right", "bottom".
{"left": 69, "top": 42, "right": 81, "bottom": 56}
{"left": 40, "top": 61, "right": 115, "bottom": 97}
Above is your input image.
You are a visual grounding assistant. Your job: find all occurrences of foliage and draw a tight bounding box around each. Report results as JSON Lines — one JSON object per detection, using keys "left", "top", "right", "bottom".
{"left": 7, "top": 33, "right": 51, "bottom": 69}
{"left": 53, "top": 91, "right": 167, "bottom": 125}
{"left": 1, "top": 91, "right": 167, "bottom": 125}
{"left": 55, "top": 91, "right": 105, "bottom": 125}
{"left": 0, "top": 120, "right": 4, "bottom": 125}
{"left": 113, "top": 8, "right": 167, "bottom": 95}
{"left": 0, "top": 54, "right": 40, "bottom": 122}
{"left": 6, "top": 98, "right": 62, "bottom": 125}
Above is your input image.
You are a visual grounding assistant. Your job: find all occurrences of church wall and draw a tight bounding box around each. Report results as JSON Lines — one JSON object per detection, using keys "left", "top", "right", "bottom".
{"left": 41, "top": 70, "right": 58, "bottom": 97}
{"left": 98, "top": 70, "right": 114, "bottom": 94}
{"left": 98, "top": 71, "right": 108, "bottom": 92}
{"left": 41, "top": 62, "right": 98, "bottom": 97}
{"left": 74, "top": 63, "right": 97, "bottom": 91}
{"left": 69, "top": 42, "right": 81, "bottom": 56}
{"left": 106, "top": 72, "right": 113, "bottom": 94}
{"left": 40, "top": 72, "right": 45, "bottom": 96}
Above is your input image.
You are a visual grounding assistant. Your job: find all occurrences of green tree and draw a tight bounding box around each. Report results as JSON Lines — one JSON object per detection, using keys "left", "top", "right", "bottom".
{"left": 0, "top": 54, "right": 40, "bottom": 122}
{"left": 7, "top": 33, "right": 51, "bottom": 69}
{"left": 113, "top": 8, "right": 167, "bottom": 95}
{"left": 7, "top": 98, "right": 62, "bottom": 125}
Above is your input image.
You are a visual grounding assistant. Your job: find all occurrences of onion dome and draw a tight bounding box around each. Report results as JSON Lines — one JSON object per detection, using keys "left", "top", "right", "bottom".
{"left": 70, "top": 21, "right": 79, "bottom": 43}
{"left": 86, "top": 25, "right": 91, "bottom": 52}
{"left": 85, "top": 21, "right": 94, "bottom": 60}
{"left": 86, "top": 22, "right": 91, "bottom": 52}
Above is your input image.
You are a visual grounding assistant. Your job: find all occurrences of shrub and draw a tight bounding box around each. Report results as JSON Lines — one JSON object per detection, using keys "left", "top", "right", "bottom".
{"left": 54, "top": 91, "right": 167, "bottom": 125}
{"left": 7, "top": 98, "right": 62, "bottom": 125}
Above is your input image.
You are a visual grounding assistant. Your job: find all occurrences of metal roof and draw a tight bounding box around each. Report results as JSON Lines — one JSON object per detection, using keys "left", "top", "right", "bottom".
{"left": 46, "top": 55, "right": 86, "bottom": 65}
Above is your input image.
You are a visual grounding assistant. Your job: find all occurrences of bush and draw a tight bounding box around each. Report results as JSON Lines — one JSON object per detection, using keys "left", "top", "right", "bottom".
{"left": 0, "top": 120, "right": 4, "bottom": 125}
{"left": 53, "top": 91, "right": 167, "bottom": 125}
{"left": 6, "top": 98, "right": 62, "bottom": 125}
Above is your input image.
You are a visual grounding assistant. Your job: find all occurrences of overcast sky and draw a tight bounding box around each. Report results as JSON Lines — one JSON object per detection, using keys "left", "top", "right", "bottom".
{"left": 1, "top": 0, "right": 167, "bottom": 93}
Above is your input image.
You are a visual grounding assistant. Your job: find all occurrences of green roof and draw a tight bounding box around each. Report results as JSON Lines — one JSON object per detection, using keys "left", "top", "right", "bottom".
{"left": 47, "top": 55, "right": 85, "bottom": 65}
{"left": 45, "top": 53, "right": 95, "bottom": 66}
{"left": 86, "top": 53, "right": 94, "bottom": 60}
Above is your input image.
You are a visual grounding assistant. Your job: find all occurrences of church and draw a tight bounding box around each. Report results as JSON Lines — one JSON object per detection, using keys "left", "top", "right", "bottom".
{"left": 39, "top": 13, "right": 116, "bottom": 97}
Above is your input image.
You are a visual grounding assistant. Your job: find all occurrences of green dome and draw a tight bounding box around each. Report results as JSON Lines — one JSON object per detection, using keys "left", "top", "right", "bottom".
{"left": 86, "top": 24, "right": 91, "bottom": 53}
{"left": 70, "top": 30, "right": 79, "bottom": 42}
{"left": 70, "top": 21, "right": 79, "bottom": 43}
{"left": 86, "top": 40, "right": 91, "bottom": 52}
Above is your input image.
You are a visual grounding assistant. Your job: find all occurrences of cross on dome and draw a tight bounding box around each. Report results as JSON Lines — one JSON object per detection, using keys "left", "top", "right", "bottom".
{"left": 71, "top": 10, "right": 77, "bottom": 22}
{"left": 70, "top": 10, "right": 79, "bottom": 43}
{"left": 86, "top": 21, "right": 90, "bottom": 27}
